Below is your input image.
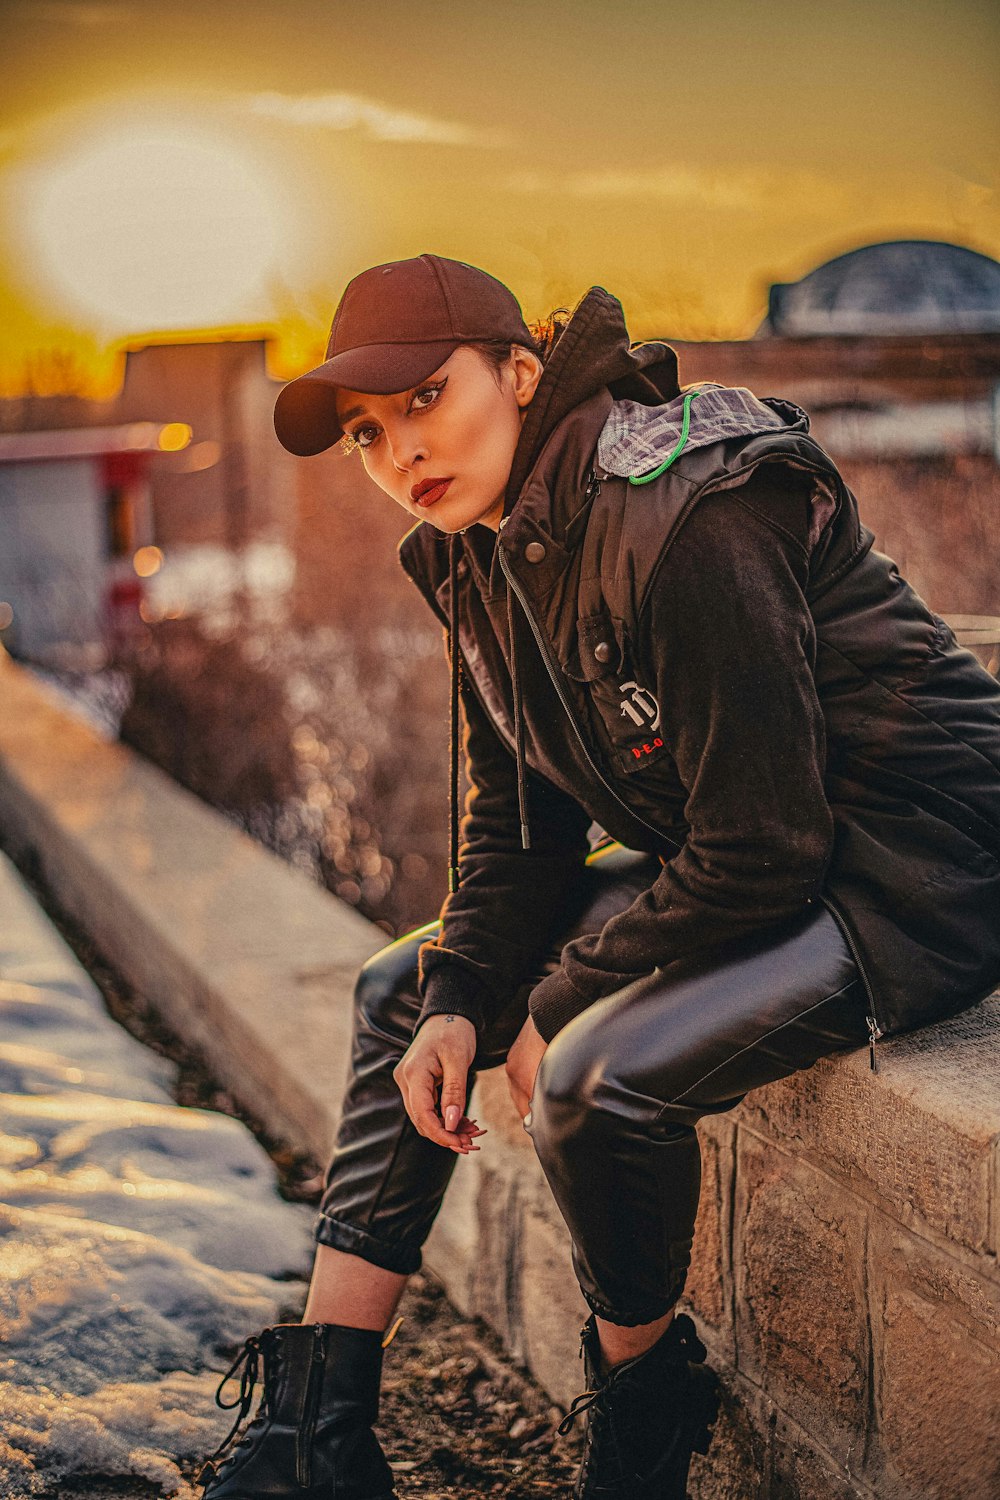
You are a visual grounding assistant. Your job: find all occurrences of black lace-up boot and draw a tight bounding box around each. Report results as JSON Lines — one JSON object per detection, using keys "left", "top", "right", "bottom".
{"left": 558, "top": 1311, "right": 720, "bottom": 1499}
{"left": 197, "top": 1321, "right": 398, "bottom": 1499}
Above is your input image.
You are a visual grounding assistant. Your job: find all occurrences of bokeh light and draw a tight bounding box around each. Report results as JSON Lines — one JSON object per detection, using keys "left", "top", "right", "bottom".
{"left": 157, "top": 423, "right": 192, "bottom": 452}
{"left": 133, "top": 547, "right": 163, "bottom": 578}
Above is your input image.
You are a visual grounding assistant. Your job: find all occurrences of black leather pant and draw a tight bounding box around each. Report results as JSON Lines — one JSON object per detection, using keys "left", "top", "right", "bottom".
{"left": 315, "top": 846, "right": 872, "bottom": 1325}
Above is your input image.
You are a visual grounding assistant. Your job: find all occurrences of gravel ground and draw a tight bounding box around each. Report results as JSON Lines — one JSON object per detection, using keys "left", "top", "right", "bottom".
{"left": 374, "top": 1272, "right": 586, "bottom": 1496}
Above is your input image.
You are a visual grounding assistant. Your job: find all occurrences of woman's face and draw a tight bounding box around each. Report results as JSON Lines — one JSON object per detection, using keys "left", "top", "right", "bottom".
{"left": 335, "top": 345, "right": 543, "bottom": 533}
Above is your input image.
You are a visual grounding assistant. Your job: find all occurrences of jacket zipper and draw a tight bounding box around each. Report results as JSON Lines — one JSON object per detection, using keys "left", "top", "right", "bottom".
{"left": 819, "top": 894, "right": 884, "bottom": 1073}
{"left": 496, "top": 521, "right": 682, "bottom": 859}
{"left": 296, "top": 1324, "right": 325, "bottom": 1486}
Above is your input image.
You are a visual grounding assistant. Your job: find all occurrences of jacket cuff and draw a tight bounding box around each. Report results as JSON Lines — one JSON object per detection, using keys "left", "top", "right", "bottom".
{"left": 528, "top": 968, "right": 594, "bottom": 1043}
{"left": 415, "top": 965, "right": 490, "bottom": 1036}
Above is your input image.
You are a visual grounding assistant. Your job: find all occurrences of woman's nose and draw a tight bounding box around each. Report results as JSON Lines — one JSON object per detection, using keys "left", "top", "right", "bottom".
{"left": 390, "top": 436, "right": 429, "bottom": 475}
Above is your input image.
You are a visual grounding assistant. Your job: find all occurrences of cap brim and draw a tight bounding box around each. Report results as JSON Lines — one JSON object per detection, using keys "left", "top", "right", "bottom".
{"left": 273, "top": 340, "right": 461, "bottom": 456}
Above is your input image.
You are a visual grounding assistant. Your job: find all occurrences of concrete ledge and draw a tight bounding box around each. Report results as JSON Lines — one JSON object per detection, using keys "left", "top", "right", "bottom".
{"left": 2, "top": 650, "right": 998, "bottom": 1497}
{"left": 0, "top": 651, "right": 383, "bottom": 1158}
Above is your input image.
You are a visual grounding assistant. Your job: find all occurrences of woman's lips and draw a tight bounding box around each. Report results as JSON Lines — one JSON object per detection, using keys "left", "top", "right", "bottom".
{"left": 411, "top": 478, "right": 452, "bottom": 507}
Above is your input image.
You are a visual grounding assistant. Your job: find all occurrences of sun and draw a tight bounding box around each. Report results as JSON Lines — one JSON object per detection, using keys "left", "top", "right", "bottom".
{"left": 14, "top": 112, "right": 290, "bottom": 333}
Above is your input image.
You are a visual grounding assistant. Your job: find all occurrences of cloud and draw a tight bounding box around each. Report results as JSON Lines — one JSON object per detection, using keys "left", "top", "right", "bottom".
{"left": 233, "top": 90, "right": 506, "bottom": 148}
{"left": 9, "top": 1, "right": 131, "bottom": 25}
{"left": 506, "top": 163, "right": 855, "bottom": 215}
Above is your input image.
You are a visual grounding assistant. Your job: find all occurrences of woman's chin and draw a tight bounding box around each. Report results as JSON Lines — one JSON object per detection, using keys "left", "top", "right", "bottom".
{"left": 422, "top": 495, "right": 503, "bottom": 534}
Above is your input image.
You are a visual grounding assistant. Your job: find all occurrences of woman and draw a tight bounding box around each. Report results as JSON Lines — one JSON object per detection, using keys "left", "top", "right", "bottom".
{"left": 197, "top": 254, "right": 1000, "bottom": 1499}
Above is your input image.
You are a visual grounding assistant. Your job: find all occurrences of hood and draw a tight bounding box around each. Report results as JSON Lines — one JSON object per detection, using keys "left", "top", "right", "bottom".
{"left": 597, "top": 384, "right": 811, "bottom": 479}
{"left": 503, "top": 286, "right": 682, "bottom": 515}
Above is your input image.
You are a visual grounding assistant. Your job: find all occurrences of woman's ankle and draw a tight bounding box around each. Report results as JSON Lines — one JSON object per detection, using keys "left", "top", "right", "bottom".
{"left": 303, "top": 1243, "right": 408, "bottom": 1331}
{"left": 594, "top": 1308, "right": 675, "bottom": 1374}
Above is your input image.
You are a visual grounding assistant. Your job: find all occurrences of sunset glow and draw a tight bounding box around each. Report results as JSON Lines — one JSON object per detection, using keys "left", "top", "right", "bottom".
{"left": 0, "top": 0, "right": 997, "bottom": 397}
{"left": 12, "top": 118, "right": 289, "bottom": 332}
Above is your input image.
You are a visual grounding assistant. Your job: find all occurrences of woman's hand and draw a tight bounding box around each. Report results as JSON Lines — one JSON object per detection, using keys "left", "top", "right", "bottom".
{"left": 393, "top": 1013, "right": 486, "bottom": 1154}
{"left": 505, "top": 1014, "right": 548, "bottom": 1118}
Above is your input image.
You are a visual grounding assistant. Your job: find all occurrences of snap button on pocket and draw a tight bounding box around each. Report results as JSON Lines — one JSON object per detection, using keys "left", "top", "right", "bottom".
{"left": 524, "top": 542, "right": 546, "bottom": 563}
{"left": 575, "top": 612, "right": 623, "bottom": 680}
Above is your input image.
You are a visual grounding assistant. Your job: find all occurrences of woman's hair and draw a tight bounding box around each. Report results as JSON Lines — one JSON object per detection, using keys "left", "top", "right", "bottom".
{"left": 468, "top": 307, "right": 571, "bottom": 383}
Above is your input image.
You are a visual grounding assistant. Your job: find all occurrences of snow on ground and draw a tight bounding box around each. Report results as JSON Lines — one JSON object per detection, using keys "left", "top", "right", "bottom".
{"left": 0, "top": 853, "right": 316, "bottom": 1496}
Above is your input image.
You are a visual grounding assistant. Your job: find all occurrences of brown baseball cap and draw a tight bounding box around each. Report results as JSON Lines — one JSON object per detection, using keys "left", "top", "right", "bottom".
{"left": 273, "top": 253, "right": 534, "bottom": 456}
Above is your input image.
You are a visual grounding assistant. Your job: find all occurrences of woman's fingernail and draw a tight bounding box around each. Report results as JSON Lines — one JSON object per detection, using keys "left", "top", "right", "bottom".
{"left": 445, "top": 1105, "right": 460, "bottom": 1131}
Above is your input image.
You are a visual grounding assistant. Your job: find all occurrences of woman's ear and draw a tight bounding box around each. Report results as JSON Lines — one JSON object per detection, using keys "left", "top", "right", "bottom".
{"left": 510, "top": 346, "right": 544, "bottom": 409}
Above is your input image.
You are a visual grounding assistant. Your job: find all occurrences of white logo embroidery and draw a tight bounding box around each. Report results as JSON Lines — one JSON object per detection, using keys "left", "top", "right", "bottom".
{"left": 619, "top": 680, "right": 660, "bottom": 731}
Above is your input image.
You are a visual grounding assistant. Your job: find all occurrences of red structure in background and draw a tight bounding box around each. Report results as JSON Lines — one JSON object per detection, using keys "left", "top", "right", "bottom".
{"left": 0, "top": 423, "right": 188, "bottom": 665}
{"left": 102, "top": 448, "right": 148, "bottom": 654}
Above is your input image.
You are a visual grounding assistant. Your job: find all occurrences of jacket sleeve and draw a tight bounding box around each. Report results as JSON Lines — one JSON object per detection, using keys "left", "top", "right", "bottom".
{"left": 527, "top": 476, "right": 835, "bottom": 1042}
{"left": 416, "top": 667, "right": 593, "bottom": 1037}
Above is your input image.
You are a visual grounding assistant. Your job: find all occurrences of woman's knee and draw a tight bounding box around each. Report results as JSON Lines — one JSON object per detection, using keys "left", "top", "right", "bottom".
{"left": 353, "top": 931, "right": 428, "bottom": 1046}
{"left": 528, "top": 996, "right": 694, "bottom": 1154}
{"left": 528, "top": 1010, "right": 618, "bottom": 1149}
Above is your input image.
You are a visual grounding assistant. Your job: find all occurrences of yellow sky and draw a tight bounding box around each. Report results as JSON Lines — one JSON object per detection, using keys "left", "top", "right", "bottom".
{"left": 1, "top": 0, "right": 997, "bottom": 396}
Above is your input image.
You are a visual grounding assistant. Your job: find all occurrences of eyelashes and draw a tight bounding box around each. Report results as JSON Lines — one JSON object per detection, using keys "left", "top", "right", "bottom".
{"left": 341, "top": 378, "right": 448, "bottom": 454}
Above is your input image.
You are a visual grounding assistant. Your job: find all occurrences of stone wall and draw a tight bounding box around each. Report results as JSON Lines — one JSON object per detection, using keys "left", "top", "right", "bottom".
{"left": 1, "top": 650, "right": 997, "bottom": 1498}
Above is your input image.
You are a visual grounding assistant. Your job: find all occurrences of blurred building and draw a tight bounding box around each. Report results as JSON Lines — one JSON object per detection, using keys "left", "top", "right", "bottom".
{"left": 758, "top": 239, "right": 1000, "bottom": 337}
{"left": 0, "top": 336, "right": 297, "bottom": 551}
{"left": 0, "top": 422, "right": 188, "bottom": 664}
{"left": 0, "top": 336, "right": 303, "bottom": 658}
{"left": 673, "top": 238, "right": 1000, "bottom": 616}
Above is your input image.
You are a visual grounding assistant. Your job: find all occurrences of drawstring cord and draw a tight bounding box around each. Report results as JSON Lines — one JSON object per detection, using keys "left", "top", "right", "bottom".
{"left": 447, "top": 533, "right": 462, "bottom": 893}
{"left": 506, "top": 576, "right": 531, "bottom": 851}
{"left": 494, "top": 393, "right": 704, "bottom": 864}
{"left": 444, "top": 396, "right": 703, "bottom": 890}
{"left": 627, "top": 388, "right": 704, "bottom": 485}
{"left": 448, "top": 528, "right": 532, "bottom": 880}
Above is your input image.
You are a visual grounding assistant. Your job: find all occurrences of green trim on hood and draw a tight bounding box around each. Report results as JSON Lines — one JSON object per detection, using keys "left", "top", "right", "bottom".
{"left": 627, "top": 389, "right": 706, "bottom": 485}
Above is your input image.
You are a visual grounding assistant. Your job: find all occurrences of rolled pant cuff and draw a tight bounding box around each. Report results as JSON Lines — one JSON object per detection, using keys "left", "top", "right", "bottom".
{"left": 581, "top": 1278, "right": 687, "bottom": 1328}
{"left": 314, "top": 1211, "right": 424, "bottom": 1275}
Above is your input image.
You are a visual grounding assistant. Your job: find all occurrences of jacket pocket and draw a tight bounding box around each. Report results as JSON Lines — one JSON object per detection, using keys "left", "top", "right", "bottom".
{"left": 570, "top": 611, "right": 672, "bottom": 776}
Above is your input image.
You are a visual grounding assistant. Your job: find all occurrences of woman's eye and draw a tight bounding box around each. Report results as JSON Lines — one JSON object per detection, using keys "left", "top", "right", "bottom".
{"left": 353, "top": 424, "right": 380, "bottom": 449}
{"left": 409, "top": 380, "right": 446, "bottom": 412}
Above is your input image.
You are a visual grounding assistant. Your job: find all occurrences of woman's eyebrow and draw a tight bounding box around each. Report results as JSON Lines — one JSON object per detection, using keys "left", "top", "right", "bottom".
{"left": 338, "top": 403, "right": 368, "bottom": 424}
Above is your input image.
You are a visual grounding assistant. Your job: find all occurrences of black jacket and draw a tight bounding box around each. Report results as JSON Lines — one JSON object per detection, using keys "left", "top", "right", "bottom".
{"left": 398, "top": 288, "right": 1000, "bottom": 1050}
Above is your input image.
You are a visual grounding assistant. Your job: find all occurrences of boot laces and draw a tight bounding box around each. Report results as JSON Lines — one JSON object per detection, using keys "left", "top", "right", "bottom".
{"left": 202, "top": 1333, "right": 271, "bottom": 1474}
{"left": 557, "top": 1372, "right": 628, "bottom": 1437}
{"left": 557, "top": 1339, "right": 635, "bottom": 1491}
{"left": 559, "top": 1376, "right": 628, "bottom": 1490}
{"left": 556, "top": 1315, "right": 709, "bottom": 1485}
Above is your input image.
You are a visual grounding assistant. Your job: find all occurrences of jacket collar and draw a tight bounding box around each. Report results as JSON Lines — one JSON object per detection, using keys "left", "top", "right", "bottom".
{"left": 502, "top": 286, "right": 682, "bottom": 518}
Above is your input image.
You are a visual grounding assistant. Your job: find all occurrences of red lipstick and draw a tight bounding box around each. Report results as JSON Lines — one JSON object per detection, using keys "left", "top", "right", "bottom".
{"left": 410, "top": 477, "right": 452, "bottom": 507}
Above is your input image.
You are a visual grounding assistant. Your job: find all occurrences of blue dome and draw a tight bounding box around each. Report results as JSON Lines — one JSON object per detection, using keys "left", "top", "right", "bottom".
{"left": 757, "top": 240, "right": 1000, "bottom": 336}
